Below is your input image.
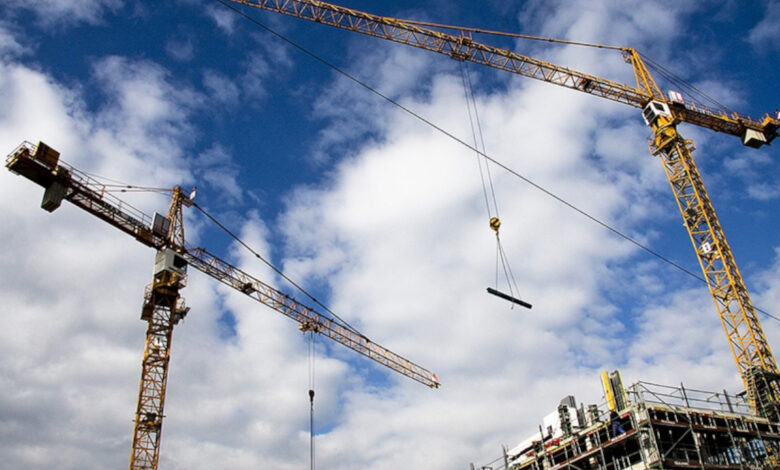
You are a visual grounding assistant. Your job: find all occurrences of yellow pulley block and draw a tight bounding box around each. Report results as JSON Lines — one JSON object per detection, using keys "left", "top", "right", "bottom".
{"left": 489, "top": 217, "right": 501, "bottom": 232}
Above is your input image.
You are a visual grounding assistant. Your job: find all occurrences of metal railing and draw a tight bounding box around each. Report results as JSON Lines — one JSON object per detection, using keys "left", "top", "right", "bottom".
{"left": 626, "top": 380, "right": 753, "bottom": 416}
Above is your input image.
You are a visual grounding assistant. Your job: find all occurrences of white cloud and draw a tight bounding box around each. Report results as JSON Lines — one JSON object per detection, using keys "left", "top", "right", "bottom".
{"left": 722, "top": 149, "right": 780, "bottom": 201}
{"left": 0, "top": 22, "right": 28, "bottom": 59}
{"left": 2, "top": 2, "right": 778, "bottom": 469}
{"left": 4, "top": 0, "right": 122, "bottom": 25}
{"left": 749, "top": 1, "right": 780, "bottom": 51}
{"left": 232, "top": 34, "right": 294, "bottom": 105}
{"left": 92, "top": 56, "right": 199, "bottom": 130}
{"left": 746, "top": 182, "right": 780, "bottom": 201}
{"left": 0, "top": 35, "right": 225, "bottom": 470}
{"left": 275, "top": 45, "right": 673, "bottom": 470}
{"left": 86, "top": 55, "right": 202, "bottom": 187}
{"left": 307, "top": 45, "right": 453, "bottom": 163}
{"left": 165, "top": 37, "right": 195, "bottom": 62}
{"left": 205, "top": 3, "right": 238, "bottom": 34}
{"left": 240, "top": 51, "right": 272, "bottom": 101}
{"left": 202, "top": 69, "right": 240, "bottom": 106}
{"left": 0, "top": 62, "right": 85, "bottom": 157}
{"left": 755, "top": 247, "right": 780, "bottom": 337}
{"left": 517, "top": 0, "right": 695, "bottom": 55}
{"left": 194, "top": 143, "right": 244, "bottom": 205}
{"left": 276, "top": 2, "right": 779, "bottom": 468}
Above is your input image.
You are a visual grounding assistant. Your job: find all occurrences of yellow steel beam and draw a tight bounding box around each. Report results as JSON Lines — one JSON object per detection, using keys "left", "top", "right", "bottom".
{"left": 226, "top": 0, "right": 778, "bottom": 142}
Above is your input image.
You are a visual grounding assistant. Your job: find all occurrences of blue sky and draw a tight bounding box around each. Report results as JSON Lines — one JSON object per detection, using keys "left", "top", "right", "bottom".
{"left": 1, "top": 1, "right": 780, "bottom": 469}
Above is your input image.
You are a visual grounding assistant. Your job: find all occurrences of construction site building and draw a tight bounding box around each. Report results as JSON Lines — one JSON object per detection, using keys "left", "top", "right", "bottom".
{"left": 475, "top": 375, "right": 780, "bottom": 470}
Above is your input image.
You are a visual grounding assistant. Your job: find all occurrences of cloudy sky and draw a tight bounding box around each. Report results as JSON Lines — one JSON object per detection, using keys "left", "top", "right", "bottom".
{"left": 1, "top": 1, "right": 780, "bottom": 469}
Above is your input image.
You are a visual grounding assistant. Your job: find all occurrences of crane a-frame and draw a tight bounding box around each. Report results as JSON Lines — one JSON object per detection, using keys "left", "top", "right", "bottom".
{"left": 225, "top": 0, "right": 780, "bottom": 420}
{"left": 5, "top": 141, "right": 439, "bottom": 470}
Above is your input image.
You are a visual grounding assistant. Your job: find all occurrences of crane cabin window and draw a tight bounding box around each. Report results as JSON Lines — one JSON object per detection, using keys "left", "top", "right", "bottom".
{"left": 642, "top": 101, "right": 672, "bottom": 126}
{"left": 152, "top": 213, "right": 171, "bottom": 238}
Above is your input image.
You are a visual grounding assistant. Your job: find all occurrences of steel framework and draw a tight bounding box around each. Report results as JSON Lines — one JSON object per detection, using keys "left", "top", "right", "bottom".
{"left": 476, "top": 381, "right": 780, "bottom": 470}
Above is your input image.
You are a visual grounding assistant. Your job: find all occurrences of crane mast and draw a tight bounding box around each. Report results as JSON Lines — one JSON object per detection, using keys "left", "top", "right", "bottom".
{"left": 6, "top": 141, "right": 439, "bottom": 470}
{"left": 648, "top": 115, "right": 780, "bottom": 420}
{"left": 129, "top": 187, "right": 191, "bottom": 470}
{"left": 225, "top": 0, "right": 780, "bottom": 419}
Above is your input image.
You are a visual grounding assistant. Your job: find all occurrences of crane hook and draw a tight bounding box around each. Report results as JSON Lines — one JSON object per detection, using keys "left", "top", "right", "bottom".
{"left": 489, "top": 217, "right": 501, "bottom": 233}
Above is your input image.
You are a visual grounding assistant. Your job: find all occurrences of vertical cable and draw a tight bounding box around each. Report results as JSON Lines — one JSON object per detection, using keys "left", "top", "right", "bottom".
{"left": 460, "top": 61, "right": 493, "bottom": 219}
{"left": 464, "top": 63, "right": 500, "bottom": 219}
{"left": 460, "top": 62, "right": 523, "bottom": 305}
{"left": 308, "top": 332, "right": 316, "bottom": 470}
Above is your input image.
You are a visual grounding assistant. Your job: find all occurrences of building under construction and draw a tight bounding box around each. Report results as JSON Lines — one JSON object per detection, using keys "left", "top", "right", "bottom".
{"left": 474, "top": 371, "right": 780, "bottom": 470}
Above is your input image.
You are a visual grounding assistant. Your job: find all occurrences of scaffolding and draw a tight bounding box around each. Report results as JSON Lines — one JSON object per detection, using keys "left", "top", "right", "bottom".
{"left": 474, "top": 380, "right": 780, "bottom": 470}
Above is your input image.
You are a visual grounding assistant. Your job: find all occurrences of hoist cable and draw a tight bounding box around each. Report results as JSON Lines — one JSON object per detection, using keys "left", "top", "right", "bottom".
{"left": 497, "top": 237, "right": 519, "bottom": 298}
{"left": 308, "top": 332, "right": 316, "bottom": 470}
{"left": 78, "top": 171, "right": 171, "bottom": 193}
{"left": 400, "top": 17, "right": 727, "bottom": 115}
{"left": 309, "top": 392, "right": 315, "bottom": 470}
{"left": 308, "top": 332, "right": 316, "bottom": 392}
{"left": 494, "top": 238, "right": 513, "bottom": 294}
{"left": 459, "top": 62, "right": 493, "bottom": 219}
{"left": 399, "top": 18, "right": 625, "bottom": 51}
{"left": 494, "top": 239, "right": 500, "bottom": 289}
{"left": 463, "top": 63, "right": 500, "bottom": 220}
{"left": 213, "top": 0, "right": 780, "bottom": 324}
{"left": 642, "top": 54, "right": 731, "bottom": 113}
{"left": 460, "top": 62, "right": 521, "bottom": 302}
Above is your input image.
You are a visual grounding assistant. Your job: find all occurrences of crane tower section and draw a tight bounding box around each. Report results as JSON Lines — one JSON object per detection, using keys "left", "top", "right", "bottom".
{"left": 130, "top": 252, "right": 188, "bottom": 470}
{"left": 644, "top": 107, "right": 780, "bottom": 420}
{"left": 129, "top": 188, "right": 191, "bottom": 470}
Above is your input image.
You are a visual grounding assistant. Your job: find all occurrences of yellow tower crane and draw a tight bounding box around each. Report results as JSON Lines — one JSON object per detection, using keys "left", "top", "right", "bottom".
{"left": 5, "top": 141, "right": 439, "bottom": 470}
{"left": 223, "top": 0, "right": 780, "bottom": 420}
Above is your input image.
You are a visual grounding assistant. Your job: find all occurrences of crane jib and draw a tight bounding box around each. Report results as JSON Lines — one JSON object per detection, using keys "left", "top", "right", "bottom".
{"left": 230, "top": 0, "right": 778, "bottom": 144}
{"left": 183, "top": 246, "right": 441, "bottom": 388}
{"left": 5, "top": 140, "right": 439, "bottom": 390}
